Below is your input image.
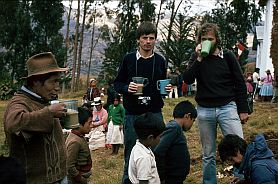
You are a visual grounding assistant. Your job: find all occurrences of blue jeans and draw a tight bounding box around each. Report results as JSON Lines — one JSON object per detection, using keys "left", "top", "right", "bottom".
{"left": 197, "top": 101, "right": 243, "bottom": 184}
{"left": 122, "top": 112, "right": 163, "bottom": 184}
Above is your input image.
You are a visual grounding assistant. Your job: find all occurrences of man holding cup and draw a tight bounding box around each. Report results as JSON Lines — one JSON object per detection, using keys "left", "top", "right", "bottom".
{"left": 114, "top": 21, "right": 171, "bottom": 184}
{"left": 3, "top": 52, "right": 68, "bottom": 183}
{"left": 183, "top": 23, "right": 249, "bottom": 184}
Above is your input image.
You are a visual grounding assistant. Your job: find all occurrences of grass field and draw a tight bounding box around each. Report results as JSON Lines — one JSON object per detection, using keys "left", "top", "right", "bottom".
{"left": 1, "top": 95, "right": 278, "bottom": 184}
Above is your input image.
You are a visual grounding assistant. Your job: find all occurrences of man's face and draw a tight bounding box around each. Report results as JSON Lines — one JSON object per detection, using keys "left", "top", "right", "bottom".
{"left": 201, "top": 31, "right": 217, "bottom": 54}
{"left": 137, "top": 33, "right": 156, "bottom": 52}
{"left": 34, "top": 73, "right": 61, "bottom": 101}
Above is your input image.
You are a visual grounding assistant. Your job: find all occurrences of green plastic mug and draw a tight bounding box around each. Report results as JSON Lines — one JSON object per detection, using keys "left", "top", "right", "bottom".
{"left": 201, "top": 40, "right": 212, "bottom": 57}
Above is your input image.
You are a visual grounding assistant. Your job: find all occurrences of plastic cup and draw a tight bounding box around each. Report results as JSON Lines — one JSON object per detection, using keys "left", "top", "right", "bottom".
{"left": 157, "top": 79, "right": 171, "bottom": 95}
{"left": 201, "top": 40, "right": 212, "bottom": 57}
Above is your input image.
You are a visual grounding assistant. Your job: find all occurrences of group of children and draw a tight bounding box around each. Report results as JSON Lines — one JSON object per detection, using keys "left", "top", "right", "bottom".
{"left": 66, "top": 97, "right": 278, "bottom": 184}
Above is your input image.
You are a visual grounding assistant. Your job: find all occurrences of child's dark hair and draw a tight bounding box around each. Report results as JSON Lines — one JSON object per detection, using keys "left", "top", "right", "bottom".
{"left": 218, "top": 134, "right": 247, "bottom": 162}
{"left": 173, "top": 100, "right": 197, "bottom": 120}
{"left": 114, "top": 93, "right": 121, "bottom": 101}
{"left": 134, "top": 112, "right": 165, "bottom": 139}
{"left": 78, "top": 107, "right": 91, "bottom": 126}
{"left": 136, "top": 21, "right": 157, "bottom": 40}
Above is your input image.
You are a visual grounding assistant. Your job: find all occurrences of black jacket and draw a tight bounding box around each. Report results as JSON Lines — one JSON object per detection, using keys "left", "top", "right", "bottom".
{"left": 154, "top": 120, "right": 190, "bottom": 181}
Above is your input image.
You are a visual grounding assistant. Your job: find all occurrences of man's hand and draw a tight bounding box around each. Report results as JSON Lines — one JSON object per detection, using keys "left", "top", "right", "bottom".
{"left": 165, "top": 84, "right": 172, "bottom": 93}
{"left": 48, "top": 103, "right": 67, "bottom": 118}
{"left": 195, "top": 44, "right": 203, "bottom": 62}
{"left": 239, "top": 112, "right": 249, "bottom": 124}
{"left": 128, "top": 82, "right": 138, "bottom": 93}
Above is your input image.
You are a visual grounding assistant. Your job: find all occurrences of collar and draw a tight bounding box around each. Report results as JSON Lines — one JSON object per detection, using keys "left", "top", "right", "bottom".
{"left": 136, "top": 50, "right": 154, "bottom": 60}
{"left": 21, "top": 85, "right": 42, "bottom": 99}
{"left": 136, "top": 139, "right": 152, "bottom": 154}
{"left": 71, "top": 129, "right": 84, "bottom": 137}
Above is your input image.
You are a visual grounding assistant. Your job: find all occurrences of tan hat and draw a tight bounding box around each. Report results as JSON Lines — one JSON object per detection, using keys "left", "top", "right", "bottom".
{"left": 23, "top": 52, "right": 68, "bottom": 78}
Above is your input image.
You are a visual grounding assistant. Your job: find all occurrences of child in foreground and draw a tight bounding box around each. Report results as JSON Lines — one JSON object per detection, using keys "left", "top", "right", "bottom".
{"left": 66, "top": 107, "right": 93, "bottom": 184}
{"left": 154, "top": 100, "right": 197, "bottom": 184}
{"left": 128, "top": 112, "right": 165, "bottom": 184}
{"left": 218, "top": 133, "right": 278, "bottom": 184}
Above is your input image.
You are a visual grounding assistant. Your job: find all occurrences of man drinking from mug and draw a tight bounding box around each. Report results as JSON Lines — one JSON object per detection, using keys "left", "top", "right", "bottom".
{"left": 4, "top": 52, "right": 68, "bottom": 184}
{"left": 183, "top": 23, "right": 249, "bottom": 184}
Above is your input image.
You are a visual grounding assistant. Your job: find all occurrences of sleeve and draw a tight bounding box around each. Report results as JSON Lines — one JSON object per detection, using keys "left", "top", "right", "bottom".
{"left": 136, "top": 156, "right": 153, "bottom": 181}
{"left": 5, "top": 101, "right": 54, "bottom": 135}
{"left": 226, "top": 51, "right": 248, "bottom": 113}
{"left": 114, "top": 55, "right": 130, "bottom": 95}
{"left": 251, "top": 164, "right": 277, "bottom": 184}
{"left": 98, "top": 109, "right": 108, "bottom": 126}
{"left": 66, "top": 140, "right": 83, "bottom": 182}
{"left": 183, "top": 53, "right": 201, "bottom": 85}
{"left": 154, "top": 126, "right": 178, "bottom": 181}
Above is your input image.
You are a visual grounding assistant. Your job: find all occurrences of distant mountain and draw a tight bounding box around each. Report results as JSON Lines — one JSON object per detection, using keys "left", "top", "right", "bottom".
{"left": 61, "top": 6, "right": 109, "bottom": 76}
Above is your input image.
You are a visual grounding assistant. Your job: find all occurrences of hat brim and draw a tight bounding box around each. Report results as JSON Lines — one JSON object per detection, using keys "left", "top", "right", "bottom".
{"left": 22, "top": 68, "right": 68, "bottom": 79}
{"left": 91, "top": 103, "right": 101, "bottom": 106}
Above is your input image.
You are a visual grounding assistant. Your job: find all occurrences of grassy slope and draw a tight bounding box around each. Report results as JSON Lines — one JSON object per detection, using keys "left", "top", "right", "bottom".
{"left": 1, "top": 96, "right": 277, "bottom": 184}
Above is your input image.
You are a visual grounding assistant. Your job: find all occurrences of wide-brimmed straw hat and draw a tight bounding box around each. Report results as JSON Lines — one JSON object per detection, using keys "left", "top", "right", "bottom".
{"left": 91, "top": 97, "right": 104, "bottom": 106}
{"left": 22, "top": 52, "right": 68, "bottom": 79}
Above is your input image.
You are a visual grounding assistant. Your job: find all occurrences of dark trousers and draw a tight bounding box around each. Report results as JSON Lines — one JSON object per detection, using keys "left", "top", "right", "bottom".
{"left": 121, "top": 112, "right": 163, "bottom": 184}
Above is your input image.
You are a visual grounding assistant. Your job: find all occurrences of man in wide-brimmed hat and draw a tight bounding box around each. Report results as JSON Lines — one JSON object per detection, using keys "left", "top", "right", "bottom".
{"left": 3, "top": 52, "right": 69, "bottom": 183}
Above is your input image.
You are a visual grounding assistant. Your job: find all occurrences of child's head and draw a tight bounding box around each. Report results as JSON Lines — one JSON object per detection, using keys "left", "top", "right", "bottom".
{"left": 173, "top": 100, "right": 197, "bottom": 131}
{"left": 134, "top": 112, "right": 165, "bottom": 146}
{"left": 113, "top": 93, "right": 121, "bottom": 106}
{"left": 77, "top": 107, "right": 92, "bottom": 134}
{"left": 218, "top": 134, "right": 247, "bottom": 167}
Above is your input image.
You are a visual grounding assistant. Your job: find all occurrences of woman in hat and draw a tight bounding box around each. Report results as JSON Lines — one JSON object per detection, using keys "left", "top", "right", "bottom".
{"left": 83, "top": 78, "right": 101, "bottom": 106}
{"left": 259, "top": 69, "right": 274, "bottom": 102}
{"left": 86, "top": 97, "right": 108, "bottom": 150}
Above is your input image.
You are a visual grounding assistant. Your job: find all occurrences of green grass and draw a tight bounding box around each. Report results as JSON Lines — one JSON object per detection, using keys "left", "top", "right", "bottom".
{"left": 1, "top": 95, "right": 278, "bottom": 184}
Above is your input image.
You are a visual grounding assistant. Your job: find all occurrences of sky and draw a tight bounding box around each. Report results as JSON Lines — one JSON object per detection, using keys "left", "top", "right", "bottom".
{"left": 63, "top": 0, "right": 216, "bottom": 16}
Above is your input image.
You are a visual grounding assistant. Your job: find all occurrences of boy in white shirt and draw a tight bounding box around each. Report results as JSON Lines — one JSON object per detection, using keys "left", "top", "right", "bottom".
{"left": 128, "top": 112, "right": 165, "bottom": 184}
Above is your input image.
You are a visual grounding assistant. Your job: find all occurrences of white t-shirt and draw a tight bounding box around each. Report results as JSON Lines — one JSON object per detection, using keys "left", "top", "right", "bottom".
{"left": 253, "top": 72, "right": 260, "bottom": 83}
{"left": 128, "top": 140, "right": 161, "bottom": 184}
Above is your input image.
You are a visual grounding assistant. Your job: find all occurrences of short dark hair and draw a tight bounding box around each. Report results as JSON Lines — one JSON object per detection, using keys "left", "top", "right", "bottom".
{"left": 136, "top": 21, "right": 157, "bottom": 40}
{"left": 197, "top": 23, "right": 221, "bottom": 46}
{"left": 218, "top": 134, "right": 247, "bottom": 162}
{"left": 173, "top": 100, "right": 197, "bottom": 119}
{"left": 134, "top": 112, "right": 165, "bottom": 139}
{"left": 78, "top": 107, "right": 91, "bottom": 126}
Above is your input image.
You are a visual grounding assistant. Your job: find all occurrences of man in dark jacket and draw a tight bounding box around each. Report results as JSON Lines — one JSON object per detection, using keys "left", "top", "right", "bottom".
{"left": 218, "top": 134, "right": 278, "bottom": 184}
{"left": 154, "top": 100, "right": 197, "bottom": 184}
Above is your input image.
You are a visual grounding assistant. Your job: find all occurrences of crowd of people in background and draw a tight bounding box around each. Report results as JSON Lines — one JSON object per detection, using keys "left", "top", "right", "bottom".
{"left": 2, "top": 21, "right": 278, "bottom": 184}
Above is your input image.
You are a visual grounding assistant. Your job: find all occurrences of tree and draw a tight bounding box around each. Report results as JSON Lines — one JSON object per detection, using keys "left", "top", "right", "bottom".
{"left": 76, "top": 0, "right": 89, "bottom": 90}
{"left": 0, "top": 0, "right": 65, "bottom": 83}
{"left": 71, "top": 0, "right": 81, "bottom": 92}
{"left": 202, "top": 0, "right": 262, "bottom": 49}
{"left": 159, "top": 13, "right": 197, "bottom": 70}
